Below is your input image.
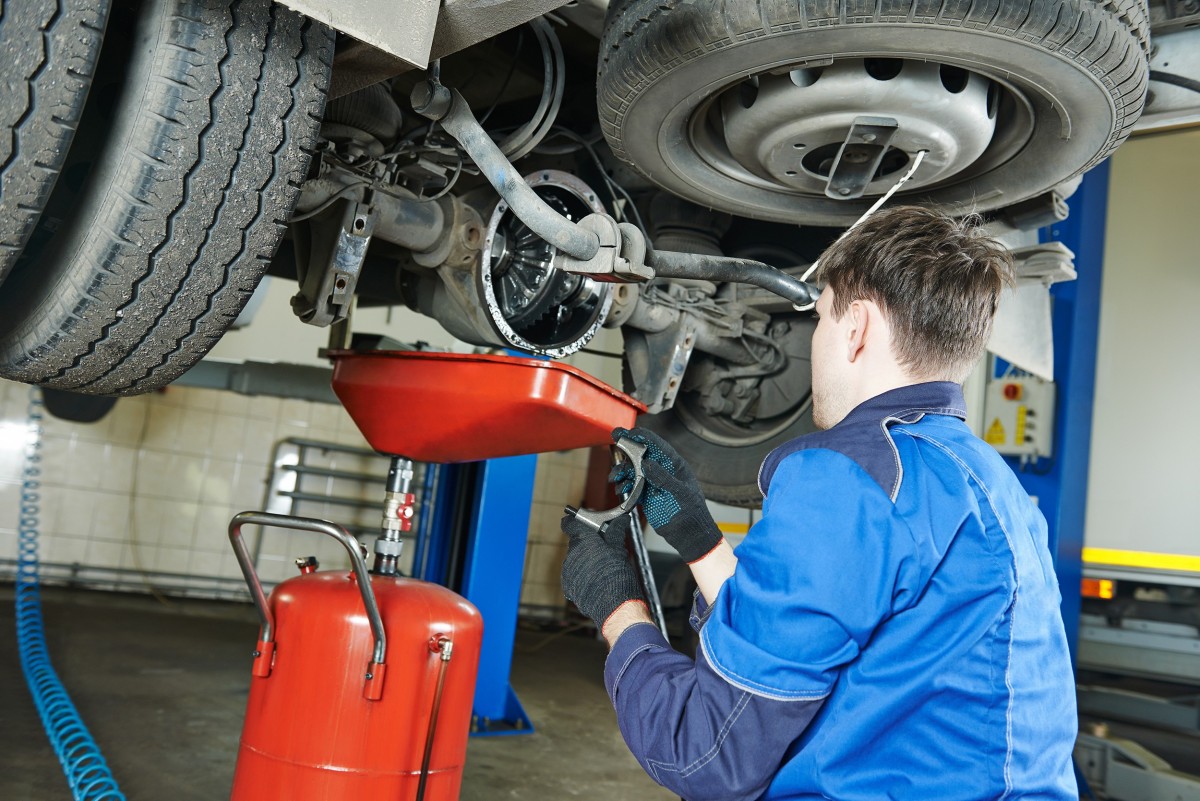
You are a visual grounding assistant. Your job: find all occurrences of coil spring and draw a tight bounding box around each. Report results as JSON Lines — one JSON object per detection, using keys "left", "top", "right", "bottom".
{"left": 15, "top": 390, "right": 126, "bottom": 801}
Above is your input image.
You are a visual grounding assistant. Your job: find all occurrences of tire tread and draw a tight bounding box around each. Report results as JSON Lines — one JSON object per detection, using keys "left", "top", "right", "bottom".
{"left": 0, "top": 0, "right": 333, "bottom": 395}
{"left": 0, "top": 0, "right": 110, "bottom": 284}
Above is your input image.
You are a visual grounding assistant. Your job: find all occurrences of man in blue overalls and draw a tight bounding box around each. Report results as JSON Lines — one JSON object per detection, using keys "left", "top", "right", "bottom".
{"left": 560, "top": 205, "right": 1078, "bottom": 800}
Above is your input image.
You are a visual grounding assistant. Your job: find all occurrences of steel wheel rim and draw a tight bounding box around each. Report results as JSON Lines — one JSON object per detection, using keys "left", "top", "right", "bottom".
{"left": 685, "top": 55, "right": 1037, "bottom": 204}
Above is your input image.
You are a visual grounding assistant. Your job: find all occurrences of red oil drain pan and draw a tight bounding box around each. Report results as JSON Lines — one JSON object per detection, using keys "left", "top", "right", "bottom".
{"left": 330, "top": 351, "right": 647, "bottom": 463}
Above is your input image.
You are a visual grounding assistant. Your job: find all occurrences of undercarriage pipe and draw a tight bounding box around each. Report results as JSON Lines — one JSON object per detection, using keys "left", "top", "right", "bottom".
{"left": 296, "top": 178, "right": 448, "bottom": 255}
{"left": 647, "top": 251, "right": 821, "bottom": 308}
{"left": 372, "top": 193, "right": 447, "bottom": 253}
{"left": 412, "top": 80, "right": 817, "bottom": 305}
{"left": 413, "top": 86, "right": 601, "bottom": 262}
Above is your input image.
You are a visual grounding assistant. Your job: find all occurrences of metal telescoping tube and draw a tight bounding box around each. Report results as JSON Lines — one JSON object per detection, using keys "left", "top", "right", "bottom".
{"left": 436, "top": 90, "right": 600, "bottom": 262}
{"left": 649, "top": 251, "right": 821, "bottom": 307}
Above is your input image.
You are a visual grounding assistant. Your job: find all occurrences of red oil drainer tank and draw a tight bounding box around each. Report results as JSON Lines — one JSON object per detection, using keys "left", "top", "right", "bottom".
{"left": 227, "top": 512, "right": 482, "bottom": 801}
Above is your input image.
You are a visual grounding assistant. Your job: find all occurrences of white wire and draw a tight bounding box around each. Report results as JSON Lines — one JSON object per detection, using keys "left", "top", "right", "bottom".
{"left": 791, "top": 149, "right": 929, "bottom": 311}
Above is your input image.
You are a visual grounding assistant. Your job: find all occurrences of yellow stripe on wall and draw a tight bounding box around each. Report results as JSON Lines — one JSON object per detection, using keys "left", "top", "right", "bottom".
{"left": 717, "top": 522, "right": 750, "bottom": 535}
{"left": 1082, "top": 547, "right": 1200, "bottom": 574}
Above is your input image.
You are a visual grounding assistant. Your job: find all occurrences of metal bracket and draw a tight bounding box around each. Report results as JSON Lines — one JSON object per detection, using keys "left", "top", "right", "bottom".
{"left": 1075, "top": 732, "right": 1200, "bottom": 800}
{"left": 1157, "top": 0, "right": 1200, "bottom": 35}
{"left": 291, "top": 199, "right": 378, "bottom": 327}
{"left": 623, "top": 318, "right": 700, "bottom": 415}
{"left": 555, "top": 214, "right": 655, "bottom": 283}
{"left": 825, "top": 116, "right": 900, "bottom": 200}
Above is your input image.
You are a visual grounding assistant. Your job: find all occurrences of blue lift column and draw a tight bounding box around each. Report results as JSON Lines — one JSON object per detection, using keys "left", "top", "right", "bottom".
{"left": 409, "top": 456, "right": 538, "bottom": 735}
{"left": 460, "top": 454, "right": 538, "bottom": 735}
{"left": 1006, "top": 164, "right": 1111, "bottom": 663}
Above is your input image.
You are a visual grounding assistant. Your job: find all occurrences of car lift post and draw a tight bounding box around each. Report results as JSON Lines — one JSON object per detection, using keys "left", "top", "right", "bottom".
{"left": 1007, "top": 163, "right": 1111, "bottom": 664}
{"left": 406, "top": 456, "right": 537, "bottom": 735}
{"left": 460, "top": 455, "right": 538, "bottom": 735}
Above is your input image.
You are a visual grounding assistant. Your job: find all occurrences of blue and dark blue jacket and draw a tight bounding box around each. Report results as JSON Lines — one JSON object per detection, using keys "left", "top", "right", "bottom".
{"left": 605, "top": 381, "right": 1077, "bottom": 800}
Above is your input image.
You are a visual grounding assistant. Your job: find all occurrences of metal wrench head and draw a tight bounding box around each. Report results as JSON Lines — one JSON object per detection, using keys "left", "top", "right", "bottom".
{"left": 563, "top": 439, "right": 648, "bottom": 534}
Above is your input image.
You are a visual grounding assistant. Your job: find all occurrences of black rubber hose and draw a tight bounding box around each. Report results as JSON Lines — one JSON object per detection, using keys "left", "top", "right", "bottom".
{"left": 647, "top": 250, "right": 821, "bottom": 307}
{"left": 1149, "top": 70, "right": 1200, "bottom": 95}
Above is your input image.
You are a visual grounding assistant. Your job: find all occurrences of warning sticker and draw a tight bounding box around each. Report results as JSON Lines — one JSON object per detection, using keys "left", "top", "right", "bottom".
{"left": 985, "top": 417, "right": 1006, "bottom": 445}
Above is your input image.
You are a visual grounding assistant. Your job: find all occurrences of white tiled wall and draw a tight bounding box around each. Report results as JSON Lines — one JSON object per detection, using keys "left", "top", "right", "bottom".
{"left": 522, "top": 448, "right": 591, "bottom": 609}
{"left": 0, "top": 377, "right": 586, "bottom": 613}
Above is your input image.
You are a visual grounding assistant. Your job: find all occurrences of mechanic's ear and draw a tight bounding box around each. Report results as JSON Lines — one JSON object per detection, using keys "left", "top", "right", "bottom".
{"left": 846, "top": 300, "right": 868, "bottom": 363}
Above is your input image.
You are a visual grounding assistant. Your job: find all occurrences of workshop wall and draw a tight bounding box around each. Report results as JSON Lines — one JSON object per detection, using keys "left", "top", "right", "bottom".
{"left": 0, "top": 377, "right": 582, "bottom": 613}
{"left": 1086, "top": 128, "right": 1200, "bottom": 558}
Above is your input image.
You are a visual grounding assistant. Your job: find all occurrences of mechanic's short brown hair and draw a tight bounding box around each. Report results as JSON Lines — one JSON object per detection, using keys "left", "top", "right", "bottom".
{"left": 817, "top": 205, "right": 1014, "bottom": 381}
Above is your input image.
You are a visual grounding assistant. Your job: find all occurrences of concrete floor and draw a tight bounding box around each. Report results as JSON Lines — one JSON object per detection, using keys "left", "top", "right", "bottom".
{"left": 9, "top": 587, "right": 1199, "bottom": 801}
{"left": 0, "top": 587, "right": 675, "bottom": 801}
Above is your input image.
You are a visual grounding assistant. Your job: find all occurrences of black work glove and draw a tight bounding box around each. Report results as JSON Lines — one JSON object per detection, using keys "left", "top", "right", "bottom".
{"left": 560, "top": 512, "right": 646, "bottom": 630}
{"left": 611, "top": 427, "right": 722, "bottom": 563}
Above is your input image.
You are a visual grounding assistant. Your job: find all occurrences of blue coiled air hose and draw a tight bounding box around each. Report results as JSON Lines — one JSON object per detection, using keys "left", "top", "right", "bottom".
{"left": 15, "top": 390, "right": 126, "bottom": 801}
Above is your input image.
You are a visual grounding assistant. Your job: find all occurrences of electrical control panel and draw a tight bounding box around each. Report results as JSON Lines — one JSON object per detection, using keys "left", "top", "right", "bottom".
{"left": 982, "top": 378, "right": 1055, "bottom": 458}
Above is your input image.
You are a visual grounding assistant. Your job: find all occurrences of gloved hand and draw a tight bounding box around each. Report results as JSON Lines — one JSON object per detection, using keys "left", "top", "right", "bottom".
{"left": 560, "top": 512, "right": 646, "bottom": 630}
{"left": 611, "top": 427, "right": 722, "bottom": 563}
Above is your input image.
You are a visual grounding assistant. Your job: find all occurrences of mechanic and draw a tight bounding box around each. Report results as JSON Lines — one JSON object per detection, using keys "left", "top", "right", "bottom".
{"left": 559, "top": 205, "right": 1078, "bottom": 800}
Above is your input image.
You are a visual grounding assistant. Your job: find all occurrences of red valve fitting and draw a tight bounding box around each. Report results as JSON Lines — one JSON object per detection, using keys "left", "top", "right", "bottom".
{"left": 393, "top": 493, "right": 416, "bottom": 532}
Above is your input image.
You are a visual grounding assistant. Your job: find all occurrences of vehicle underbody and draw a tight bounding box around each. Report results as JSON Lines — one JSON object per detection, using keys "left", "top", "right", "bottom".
{"left": 0, "top": 0, "right": 1196, "bottom": 504}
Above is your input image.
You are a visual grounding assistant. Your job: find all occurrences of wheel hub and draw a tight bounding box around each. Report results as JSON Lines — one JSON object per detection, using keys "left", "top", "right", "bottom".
{"left": 714, "top": 58, "right": 999, "bottom": 198}
{"left": 676, "top": 314, "right": 816, "bottom": 448}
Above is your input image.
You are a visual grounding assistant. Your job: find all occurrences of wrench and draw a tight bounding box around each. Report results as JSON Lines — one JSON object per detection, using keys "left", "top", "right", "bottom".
{"left": 564, "top": 438, "right": 669, "bottom": 638}
{"left": 564, "top": 439, "right": 647, "bottom": 534}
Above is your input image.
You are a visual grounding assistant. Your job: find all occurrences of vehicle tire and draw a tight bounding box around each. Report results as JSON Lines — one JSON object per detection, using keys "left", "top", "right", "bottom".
{"left": 1102, "top": 0, "right": 1151, "bottom": 55}
{"left": 0, "top": 0, "right": 110, "bottom": 286}
{"left": 0, "top": 0, "right": 333, "bottom": 395}
{"left": 641, "top": 399, "right": 815, "bottom": 509}
{"left": 638, "top": 312, "right": 817, "bottom": 508}
{"left": 597, "top": 0, "right": 1149, "bottom": 225}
